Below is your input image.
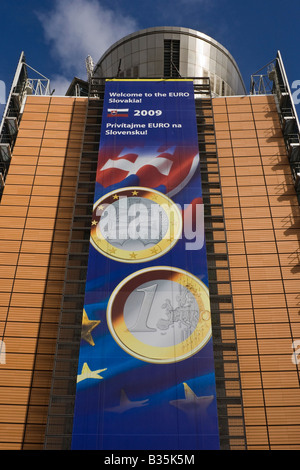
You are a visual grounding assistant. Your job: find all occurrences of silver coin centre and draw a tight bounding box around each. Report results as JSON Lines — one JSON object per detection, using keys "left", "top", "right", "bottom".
{"left": 123, "top": 279, "right": 200, "bottom": 347}
{"left": 98, "top": 197, "right": 170, "bottom": 251}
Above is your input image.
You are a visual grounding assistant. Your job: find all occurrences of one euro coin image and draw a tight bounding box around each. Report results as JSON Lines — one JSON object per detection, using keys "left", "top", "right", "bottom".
{"left": 106, "top": 266, "right": 212, "bottom": 364}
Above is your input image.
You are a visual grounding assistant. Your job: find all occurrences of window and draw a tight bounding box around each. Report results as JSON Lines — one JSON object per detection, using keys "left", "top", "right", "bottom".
{"left": 164, "top": 40, "right": 180, "bottom": 77}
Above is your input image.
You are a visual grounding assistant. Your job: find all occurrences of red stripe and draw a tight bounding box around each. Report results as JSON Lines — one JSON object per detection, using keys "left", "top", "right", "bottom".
{"left": 107, "top": 113, "right": 128, "bottom": 117}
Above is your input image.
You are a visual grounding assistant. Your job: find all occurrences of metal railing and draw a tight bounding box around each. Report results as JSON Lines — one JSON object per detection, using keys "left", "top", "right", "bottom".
{"left": 251, "top": 52, "right": 300, "bottom": 204}
{"left": 0, "top": 53, "right": 51, "bottom": 198}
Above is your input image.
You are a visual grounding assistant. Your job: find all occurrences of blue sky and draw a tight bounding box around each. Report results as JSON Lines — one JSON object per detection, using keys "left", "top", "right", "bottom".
{"left": 1, "top": 0, "right": 300, "bottom": 114}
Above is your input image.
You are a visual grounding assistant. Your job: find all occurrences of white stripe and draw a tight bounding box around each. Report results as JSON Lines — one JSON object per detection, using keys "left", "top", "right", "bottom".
{"left": 100, "top": 155, "right": 173, "bottom": 176}
{"left": 107, "top": 108, "right": 129, "bottom": 112}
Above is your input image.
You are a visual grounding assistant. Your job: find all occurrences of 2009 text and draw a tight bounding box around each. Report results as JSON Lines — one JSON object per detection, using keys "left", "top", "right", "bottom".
{"left": 134, "top": 109, "right": 162, "bottom": 116}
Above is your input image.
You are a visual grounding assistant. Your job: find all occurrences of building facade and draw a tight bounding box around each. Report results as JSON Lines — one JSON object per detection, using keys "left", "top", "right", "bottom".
{"left": 0, "top": 28, "right": 299, "bottom": 450}
{"left": 94, "top": 27, "right": 246, "bottom": 97}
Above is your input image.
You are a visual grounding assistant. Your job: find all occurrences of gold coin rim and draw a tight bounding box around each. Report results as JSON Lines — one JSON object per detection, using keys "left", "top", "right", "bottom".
{"left": 106, "top": 266, "right": 212, "bottom": 364}
{"left": 90, "top": 187, "right": 182, "bottom": 263}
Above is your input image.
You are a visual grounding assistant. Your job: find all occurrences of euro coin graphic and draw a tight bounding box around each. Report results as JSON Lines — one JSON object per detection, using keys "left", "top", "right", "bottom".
{"left": 90, "top": 187, "right": 182, "bottom": 263}
{"left": 107, "top": 266, "right": 212, "bottom": 364}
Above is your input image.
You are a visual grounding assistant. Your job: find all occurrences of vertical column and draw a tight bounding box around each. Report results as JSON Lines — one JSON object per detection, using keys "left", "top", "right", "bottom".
{"left": 213, "top": 94, "right": 300, "bottom": 450}
{"left": 0, "top": 95, "right": 87, "bottom": 449}
{"left": 0, "top": 96, "right": 50, "bottom": 449}
{"left": 250, "top": 95, "right": 300, "bottom": 449}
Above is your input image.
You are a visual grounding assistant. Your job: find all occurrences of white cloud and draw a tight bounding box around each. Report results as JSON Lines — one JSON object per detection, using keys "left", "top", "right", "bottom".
{"left": 37, "top": 0, "right": 138, "bottom": 93}
{"left": 49, "top": 74, "right": 74, "bottom": 96}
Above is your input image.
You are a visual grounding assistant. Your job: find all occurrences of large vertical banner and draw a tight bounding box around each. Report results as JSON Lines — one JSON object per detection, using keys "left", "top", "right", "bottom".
{"left": 71, "top": 80, "right": 220, "bottom": 450}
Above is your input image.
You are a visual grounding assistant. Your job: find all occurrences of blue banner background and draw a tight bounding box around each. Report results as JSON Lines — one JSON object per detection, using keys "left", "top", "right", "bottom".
{"left": 71, "top": 80, "right": 220, "bottom": 450}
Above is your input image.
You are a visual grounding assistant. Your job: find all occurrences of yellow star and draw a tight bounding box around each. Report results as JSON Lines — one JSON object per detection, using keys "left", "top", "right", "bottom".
{"left": 129, "top": 252, "right": 137, "bottom": 259}
{"left": 77, "top": 362, "right": 107, "bottom": 383}
{"left": 91, "top": 220, "right": 97, "bottom": 226}
{"left": 112, "top": 194, "right": 119, "bottom": 200}
{"left": 108, "top": 247, "right": 117, "bottom": 254}
{"left": 106, "top": 389, "right": 149, "bottom": 413}
{"left": 169, "top": 382, "right": 214, "bottom": 414}
{"left": 132, "top": 190, "right": 138, "bottom": 196}
{"left": 81, "top": 309, "right": 100, "bottom": 346}
{"left": 151, "top": 247, "right": 159, "bottom": 254}
{"left": 98, "top": 204, "right": 105, "bottom": 210}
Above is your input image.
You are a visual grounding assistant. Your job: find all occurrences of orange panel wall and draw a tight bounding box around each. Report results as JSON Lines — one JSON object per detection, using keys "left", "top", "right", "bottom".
{"left": 0, "top": 95, "right": 87, "bottom": 449}
{"left": 213, "top": 94, "right": 300, "bottom": 449}
{"left": 1, "top": 90, "right": 299, "bottom": 450}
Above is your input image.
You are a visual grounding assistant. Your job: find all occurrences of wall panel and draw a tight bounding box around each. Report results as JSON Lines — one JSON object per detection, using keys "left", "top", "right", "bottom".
{"left": 213, "top": 94, "right": 300, "bottom": 449}
{"left": 1, "top": 84, "right": 298, "bottom": 450}
{"left": 0, "top": 95, "right": 87, "bottom": 449}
